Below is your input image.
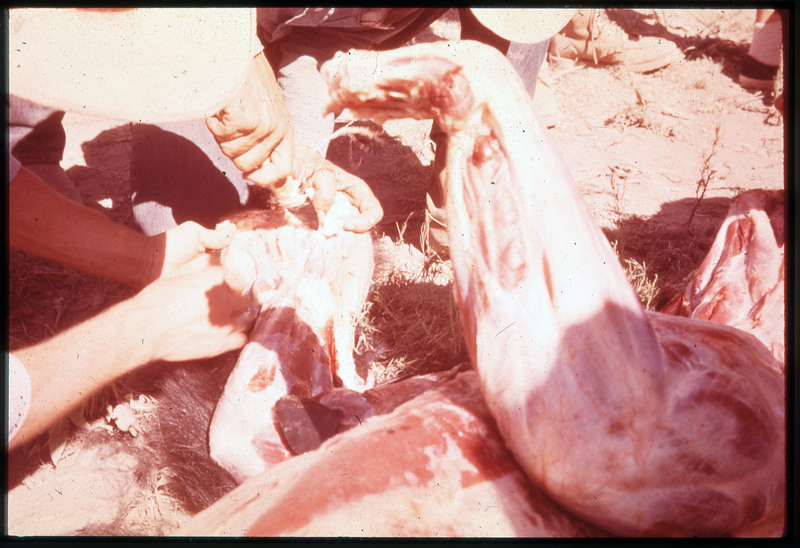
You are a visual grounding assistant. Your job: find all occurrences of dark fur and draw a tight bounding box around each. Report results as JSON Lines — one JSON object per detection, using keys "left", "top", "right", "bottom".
{"left": 143, "top": 354, "right": 240, "bottom": 512}
{"left": 9, "top": 353, "right": 239, "bottom": 536}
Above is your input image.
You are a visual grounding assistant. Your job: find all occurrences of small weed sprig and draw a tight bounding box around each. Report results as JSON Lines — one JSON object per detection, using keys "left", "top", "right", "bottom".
{"left": 607, "top": 164, "right": 631, "bottom": 228}
{"left": 686, "top": 122, "right": 723, "bottom": 227}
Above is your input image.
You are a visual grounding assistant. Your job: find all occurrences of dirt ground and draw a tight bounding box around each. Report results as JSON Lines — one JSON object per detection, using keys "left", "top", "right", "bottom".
{"left": 6, "top": 8, "right": 786, "bottom": 536}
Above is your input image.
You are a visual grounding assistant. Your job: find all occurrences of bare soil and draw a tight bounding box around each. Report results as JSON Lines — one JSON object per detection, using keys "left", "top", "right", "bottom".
{"left": 6, "top": 8, "right": 785, "bottom": 536}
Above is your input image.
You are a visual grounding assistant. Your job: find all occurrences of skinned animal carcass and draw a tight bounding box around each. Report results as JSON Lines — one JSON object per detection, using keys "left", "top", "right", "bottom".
{"left": 182, "top": 366, "right": 605, "bottom": 537}
{"left": 662, "top": 189, "right": 785, "bottom": 369}
{"left": 180, "top": 41, "right": 784, "bottom": 537}
{"left": 209, "top": 191, "right": 374, "bottom": 483}
{"left": 6, "top": 168, "right": 376, "bottom": 536}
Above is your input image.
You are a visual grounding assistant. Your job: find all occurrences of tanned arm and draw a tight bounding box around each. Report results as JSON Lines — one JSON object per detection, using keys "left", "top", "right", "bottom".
{"left": 9, "top": 264, "right": 255, "bottom": 449}
{"left": 9, "top": 166, "right": 235, "bottom": 287}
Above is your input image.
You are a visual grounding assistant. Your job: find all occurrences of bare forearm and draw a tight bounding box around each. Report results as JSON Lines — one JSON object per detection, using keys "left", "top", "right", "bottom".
{"left": 9, "top": 167, "right": 159, "bottom": 288}
{"left": 8, "top": 264, "right": 252, "bottom": 449}
{"left": 9, "top": 295, "right": 154, "bottom": 449}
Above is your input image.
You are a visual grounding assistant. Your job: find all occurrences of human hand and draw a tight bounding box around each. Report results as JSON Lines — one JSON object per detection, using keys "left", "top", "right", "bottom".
{"left": 302, "top": 155, "right": 384, "bottom": 233}
{"left": 135, "top": 264, "right": 258, "bottom": 363}
{"left": 146, "top": 220, "right": 237, "bottom": 284}
{"left": 206, "top": 51, "right": 294, "bottom": 187}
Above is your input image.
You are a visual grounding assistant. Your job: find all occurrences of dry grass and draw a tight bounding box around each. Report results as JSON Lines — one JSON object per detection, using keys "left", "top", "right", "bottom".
{"left": 604, "top": 75, "right": 681, "bottom": 139}
{"left": 605, "top": 205, "right": 726, "bottom": 311}
{"left": 611, "top": 240, "right": 660, "bottom": 310}
{"left": 8, "top": 250, "right": 135, "bottom": 351}
{"left": 357, "top": 271, "right": 465, "bottom": 384}
{"left": 604, "top": 99, "right": 681, "bottom": 139}
{"left": 356, "top": 220, "right": 466, "bottom": 385}
{"left": 606, "top": 163, "right": 639, "bottom": 229}
{"left": 603, "top": 163, "right": 716, "bottom": 311}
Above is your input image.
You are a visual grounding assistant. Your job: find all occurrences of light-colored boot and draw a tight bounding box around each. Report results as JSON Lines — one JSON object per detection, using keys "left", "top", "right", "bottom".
{"left": 549, "top": 9, "right": 682, "bottom": 73}
{"left": 739, "top": 19, "right": 782, "bottom": 89}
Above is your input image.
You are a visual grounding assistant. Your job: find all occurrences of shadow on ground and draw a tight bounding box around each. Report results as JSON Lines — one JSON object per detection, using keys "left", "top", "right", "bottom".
{"left": 604, "top": 195, "right": 732, "bottom": 308}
